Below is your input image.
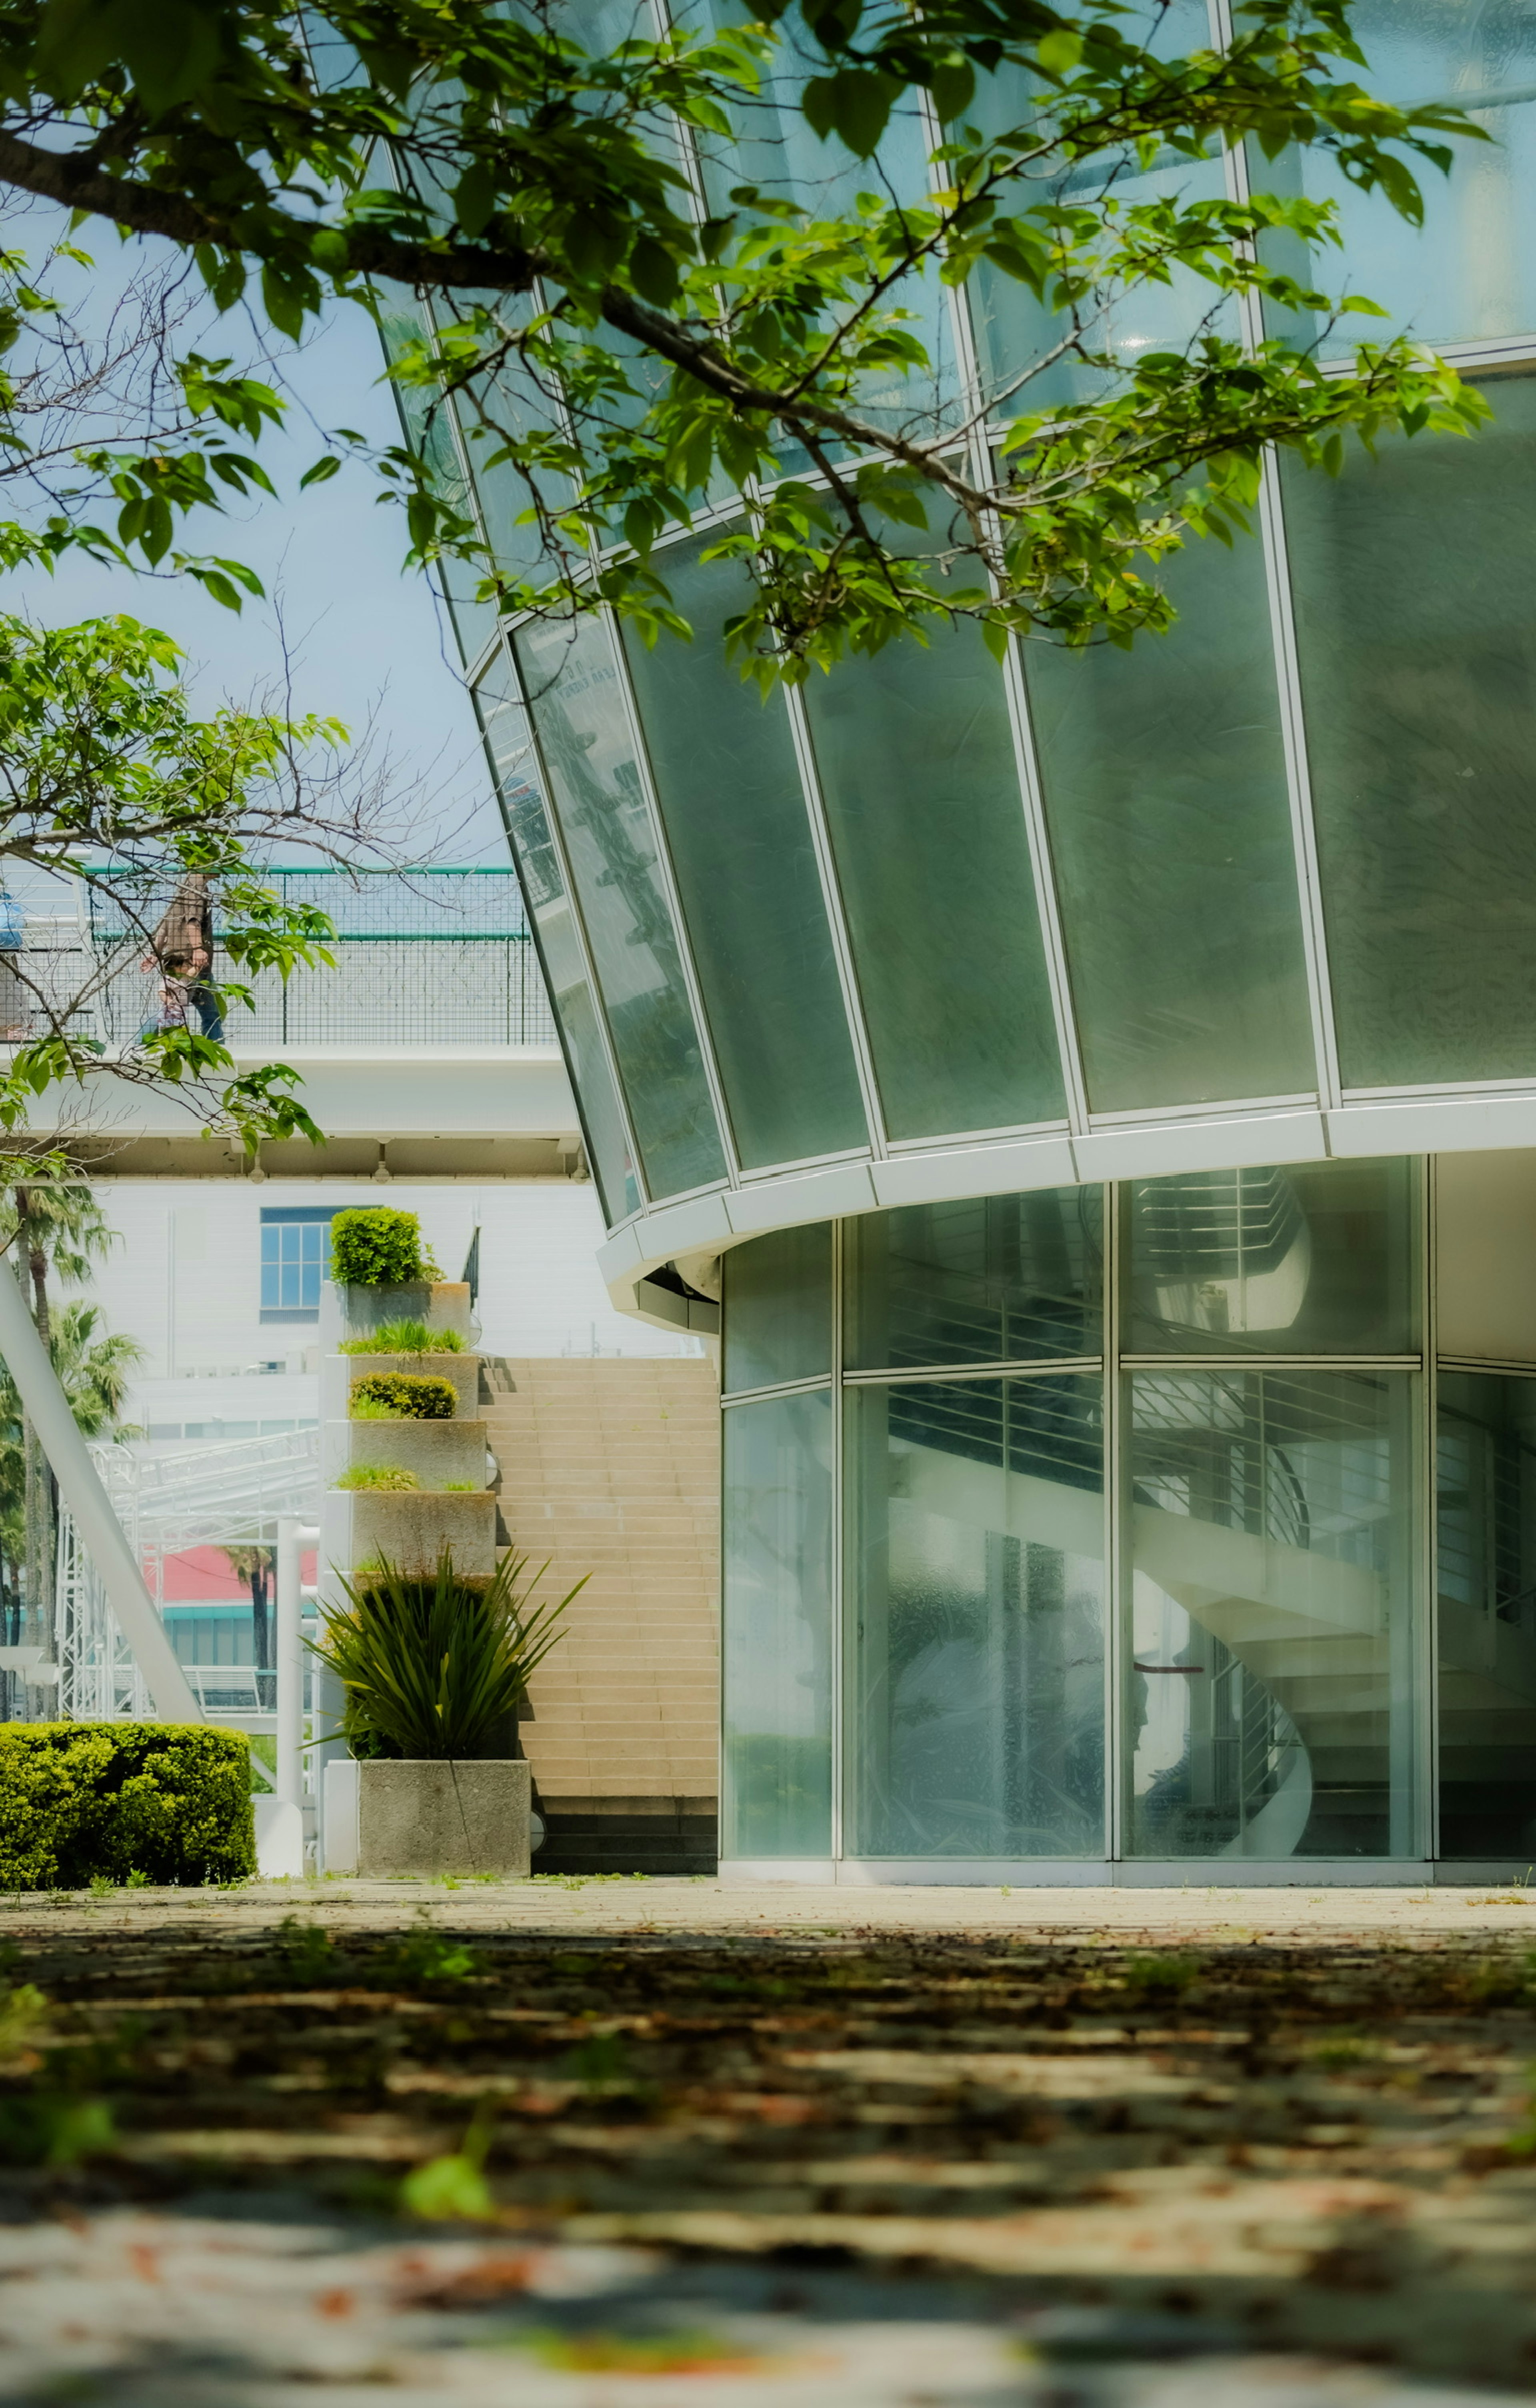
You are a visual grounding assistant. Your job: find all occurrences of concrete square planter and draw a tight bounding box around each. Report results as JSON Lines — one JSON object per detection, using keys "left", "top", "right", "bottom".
{"left": 357, "top": 1758, "right": 530, "bottom": 1877}
{"left": 349, "top": 1489, "right": 497, "bottom": 1583}
{"left": 343, "top": 1418, "right": 486, "bottom": 1488}
{"left": 340, "top": 1281, "right": 472, "bottom": 1343}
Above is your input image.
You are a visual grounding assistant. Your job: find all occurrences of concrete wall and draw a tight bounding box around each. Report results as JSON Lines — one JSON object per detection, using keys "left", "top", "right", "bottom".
{"left": 483, "top": 1357, "right": 720, "bottom": 1854}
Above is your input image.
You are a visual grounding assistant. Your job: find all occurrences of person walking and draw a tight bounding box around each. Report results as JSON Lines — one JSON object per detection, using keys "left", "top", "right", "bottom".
{"left": 142, "top": 873, "right": 223, "bottom": 1041}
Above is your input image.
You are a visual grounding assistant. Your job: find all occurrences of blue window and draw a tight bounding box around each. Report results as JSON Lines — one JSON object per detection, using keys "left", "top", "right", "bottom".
{"left": 260, "top": 1208, "right": 338, "bottom": 1322}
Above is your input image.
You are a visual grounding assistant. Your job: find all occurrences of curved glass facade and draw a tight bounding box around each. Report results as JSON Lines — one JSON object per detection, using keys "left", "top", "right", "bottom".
{"left": 410, "top": 8, "right": 1536, "bottom": 1878}
{"left": 426, "top": 0, "right": 1536, "bottom": 1244}
{"left": 718, "top": 1156, "right": 1536, "bottom": 1873}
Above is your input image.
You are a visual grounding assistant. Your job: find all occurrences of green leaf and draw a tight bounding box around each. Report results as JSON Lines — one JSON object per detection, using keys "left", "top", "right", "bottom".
{"left": 299, "top": 454, "right": 343, "bottom": 489}
{"left": 629, "top": 237, "right": 680, "bottom": 308}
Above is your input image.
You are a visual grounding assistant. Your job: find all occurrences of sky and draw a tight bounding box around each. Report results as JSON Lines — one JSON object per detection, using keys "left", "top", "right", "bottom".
{"left": 7, "top": 217, "right": 509, "bottom": 898}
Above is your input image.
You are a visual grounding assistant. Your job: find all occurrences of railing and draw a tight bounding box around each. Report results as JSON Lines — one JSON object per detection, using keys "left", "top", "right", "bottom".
{"left": 56, "top": 1429, "right": 322, "bottom": 1723}
{"left": 23, "top": 869, "right": 557, "bottom": 1054}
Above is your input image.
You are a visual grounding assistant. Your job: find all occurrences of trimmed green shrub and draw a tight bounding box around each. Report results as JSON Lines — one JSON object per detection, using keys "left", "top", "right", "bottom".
{"left": 0, "top": 1724, "right": 256, "bottom": 1890}
{"left": 349, "top": 1372, "right": 457, "bottom": 1420}
{"left": 330, "top": 1208, "right": 427, "bottom": 1288}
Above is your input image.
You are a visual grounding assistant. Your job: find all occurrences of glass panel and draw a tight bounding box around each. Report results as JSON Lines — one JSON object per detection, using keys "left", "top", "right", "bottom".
{"left": 681, "top": 0, "right": 956, "bottom": 470}
{"left": 1437, "top": 1372, "right": 1536, "bottom": 1858}
{"left": 1124, "top": 1158, "right": 1418, "bottom": 1357}
{"left": 514, "top": 612, "right": 727, "bottom": 1200}
{"left": 474, "top": 657, "right": 640, "bottom": 1221}
{"left": 846, "top": 1190, "right": 1104, "bottom": 1372}
{"left": 620, "top": 540, "right": 869, "bottom": 1167}
{"left": 1024, "top": 531, "right": 1314, "bottom": 1112}
{"left": 376, "top": 293, "right": 500, "bottom": 663}
{"left": 722, "top": 1390, "right": 834, "bottom": 1858}
{"left": 1127, "top": 1368, "right": 1419, "bottom": 1858}
{"left": 846, "top": 1375, "right": 1106, "bottom": 1858}
{"left": 1261, "top": 0, "right": 1536, "bottom": 358}
{"left": 722, "top": 1225, "right": 832, "bottom": 1395}
{"left": 965, "top": 1, "right": 1234, "bottom": 417}
{"left": 1284, "top": 376, "right": 1536, "bottom": 1088}
{"left": 801, "top": 619, "right": 1066, "bottom": 1138}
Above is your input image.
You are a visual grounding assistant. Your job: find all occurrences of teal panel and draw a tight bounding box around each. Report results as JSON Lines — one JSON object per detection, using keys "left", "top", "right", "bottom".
{"left": 1025, "top": 530, "right": 1315, "bottom": 1112}
{"left": 620, "top": 541, "right": 869, "bottom": 1168}
{"left": 1284, "top": 376, "right": 1536, "bottom": 1087}
{"left": 802, "top": 620, "right": 1066, "bottom": 1138}
{"left": 515, "top": 613, "right": 726, "bottom": 1199}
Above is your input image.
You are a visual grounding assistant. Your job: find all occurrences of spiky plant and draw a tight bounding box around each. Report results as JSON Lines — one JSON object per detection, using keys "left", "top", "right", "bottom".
{"left": 311, "top": 1547, "right": 584, "bottom": 1761}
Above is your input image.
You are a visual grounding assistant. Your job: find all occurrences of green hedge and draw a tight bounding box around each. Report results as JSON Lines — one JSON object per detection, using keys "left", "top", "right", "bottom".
{"left": 330, "top": 1208, "right": 426, "bottom": 1287}
{"left": 350, "top": 1371, "right": 458, "bottom": 1420}
{"left": 0, "top": 1724, "right": 255, "bottom": 1890}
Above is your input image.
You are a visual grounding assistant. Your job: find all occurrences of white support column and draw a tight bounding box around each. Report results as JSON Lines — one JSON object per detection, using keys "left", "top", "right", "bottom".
{"left": 275, "top": 1515, "right": 319, "bottom": 1812}
{"left": 0, "top": 1261, "right": 199, "bottom": 1722}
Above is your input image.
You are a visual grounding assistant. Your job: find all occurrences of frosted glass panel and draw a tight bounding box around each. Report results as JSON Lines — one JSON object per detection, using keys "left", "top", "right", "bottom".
{"left": 847, "top": 1375, "right": 1106, "bottom": 1858}
{"left": 620, "top": 542, "right": 869, "bottom": 1167}
{"left": 1284, "top": 376, "right": 1536, "bottom": 1087}
{"left": 1437, "top": 1372, "right": 1536, "bottom": 1857}
{"left": 802, "top": 621, "right": 1066, "bottom": 1137}
{"left": 722, "top": 1390, "right": 834, "bottom": 1858}
{"left": 515, "top": 613, "right": 726, "bottom": 1200}
{"left": 1263, "top": 0, "right": 1536, "bottom": 356}
{"left": 1127, "top": 1368, "right": 1419, "bottom": 1858}
{"left": 473, "top": 660, "right": 639, "bottom": 1221}
{"left": 1124, "top": 1158, "right": 1418, "bottom": 1356}
{"left": 723, "top": 1224, "right": 832, "bottom": 1396}
{"left": 1025, "top": 533, "right": 1314, "bottom": 1111}
{"left": 846, "top": 1189, "right": 1104, "bottom": 1372}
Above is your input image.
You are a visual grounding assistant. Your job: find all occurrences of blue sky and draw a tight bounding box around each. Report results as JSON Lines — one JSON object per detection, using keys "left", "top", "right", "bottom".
{"left": 9, "top": 224, "right": 507, "bottom": 892}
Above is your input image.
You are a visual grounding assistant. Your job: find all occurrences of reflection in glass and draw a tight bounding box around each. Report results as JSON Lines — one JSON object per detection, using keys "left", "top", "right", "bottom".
{"left": 1127, "top": 1368, "right": 1418, "bottom": 1858}
{"left": 681, "top": 0, "right": 956, "bottom": 468}
{"left": 965, "top": 0, "right": 1233, "bottom": 415}
{"left": 620, "top": 541, "right": 869, "bottom": 1168}
{"left": 1124, "top": 1159, "right": 1417, "bottom": 1357}
{"left": 1284, "top": 377, "right": 1536, "bottom": 1088}
{"left": 802, "top": 617, "right": 1066, "bottom": 1138}
{"left": 515, "top": 613, "right": 726, "bottom": 1200}
{"left": 846, "top": 1190, "right": 1104, "bottom": 1372}
{"left": 722, "top": 1390, "right": 834, "bottom": 1858}
{"left": 1025, "top": 530, "right": 1314, "bottom": 1112}
{"left": 1262, "top": 0, "right": 1536, "bottom": 356}
{"left": 847, "top": 1376, "right": 1105, "bottom": 1858}
{"left": 472, "top": 658, "right": 639, "bottom": 1221}
{"left": 1437, "top": 1373, "right": 1536, "bottom": 1857}
{"left": 722, "top": 1225, "right": 832, "bottom": 1396}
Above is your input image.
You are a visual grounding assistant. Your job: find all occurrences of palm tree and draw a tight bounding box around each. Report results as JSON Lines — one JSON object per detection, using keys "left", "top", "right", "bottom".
{"left": 225, "top": 1544, "right": 274, "bottom": 1701}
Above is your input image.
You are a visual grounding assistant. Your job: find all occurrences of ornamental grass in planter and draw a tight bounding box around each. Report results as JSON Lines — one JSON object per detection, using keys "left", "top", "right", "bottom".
{"left": 312, "top": 1549, "right": 586, "bottom": 1877}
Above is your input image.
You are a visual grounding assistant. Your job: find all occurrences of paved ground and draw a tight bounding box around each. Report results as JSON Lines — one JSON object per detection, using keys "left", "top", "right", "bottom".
{"left": 4, "top": 1882, "right": 1536, "bottom": 2402}
{"left": 9, "top": 1875, "right": 1536, "bottom": 1942}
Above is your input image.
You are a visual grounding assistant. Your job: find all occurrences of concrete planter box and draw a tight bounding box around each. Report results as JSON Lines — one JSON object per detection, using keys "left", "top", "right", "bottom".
{"left": 342, "top": 1418, "right": 486, "bottom": 1489}
{"left": 350, "top": 1488, "right": 497, "bottom": 1584}
{"left": 358, "top": 1758, "right": 530, "bottom": 1877}
{"left": 340, "top": 1281, "right": 472, "bottom": 1343}
{"left": 346, "top": 1352, "right": 480, "bottom": 1418}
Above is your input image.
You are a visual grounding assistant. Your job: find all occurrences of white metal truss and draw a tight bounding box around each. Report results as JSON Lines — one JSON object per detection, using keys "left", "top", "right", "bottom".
{"left": 55, "top": 1428, "right": 320, "bottom": 1724}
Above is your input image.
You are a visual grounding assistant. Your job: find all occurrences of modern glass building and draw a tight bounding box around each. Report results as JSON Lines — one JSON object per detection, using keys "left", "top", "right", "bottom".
{"left": 401, "top": 0, "right": 1536, "bottom": 1876}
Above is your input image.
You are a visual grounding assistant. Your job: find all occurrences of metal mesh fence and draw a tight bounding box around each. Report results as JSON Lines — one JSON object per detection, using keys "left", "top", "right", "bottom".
{"left": 76, "top": 869, "right": 556, "bottom": 1051}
